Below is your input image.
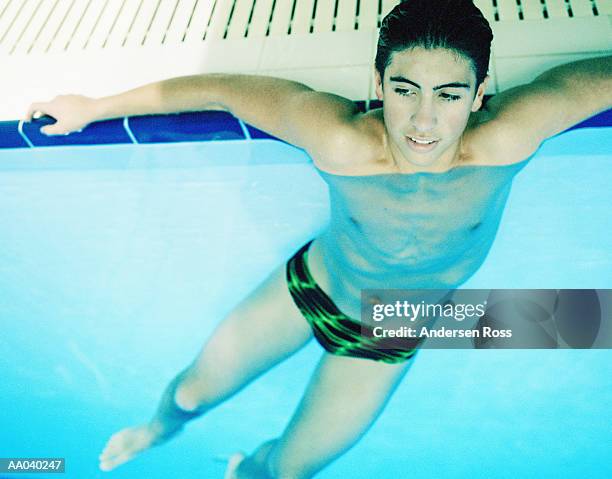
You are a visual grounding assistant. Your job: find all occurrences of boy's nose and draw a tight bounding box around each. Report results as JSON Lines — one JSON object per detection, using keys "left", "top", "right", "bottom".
{"left": 410, "top": 102, "right": 436, "bottom": 132}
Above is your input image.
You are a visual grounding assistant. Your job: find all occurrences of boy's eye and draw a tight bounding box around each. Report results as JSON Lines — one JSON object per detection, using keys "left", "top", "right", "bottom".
{"left": 440, "top": 93, "right": 461, "bottom": 101}
{"left": 394, "top": 88, "right": 415, "bottom": 97}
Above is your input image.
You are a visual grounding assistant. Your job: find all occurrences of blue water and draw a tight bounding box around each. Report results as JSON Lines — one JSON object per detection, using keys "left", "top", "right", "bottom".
{"left": 0, "top": 128, "right": 611, "bottom": 478}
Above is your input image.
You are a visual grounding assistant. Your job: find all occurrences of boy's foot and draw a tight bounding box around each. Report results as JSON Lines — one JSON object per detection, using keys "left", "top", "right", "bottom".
{"left": 224, "top": 452, "right": 246, "bottom": 479}
{"left": 98, "top": 423, "right": 181, "bottom": 471}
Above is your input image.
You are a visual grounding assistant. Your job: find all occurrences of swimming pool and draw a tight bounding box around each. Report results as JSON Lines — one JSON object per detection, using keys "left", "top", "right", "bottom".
{"left": 0, "top": 115, "right": 610, "bottom": 478}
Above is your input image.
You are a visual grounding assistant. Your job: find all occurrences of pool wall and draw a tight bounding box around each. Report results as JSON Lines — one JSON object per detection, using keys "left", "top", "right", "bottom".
{"left": 0, "top": 105, "right": 610, "bottom": 153}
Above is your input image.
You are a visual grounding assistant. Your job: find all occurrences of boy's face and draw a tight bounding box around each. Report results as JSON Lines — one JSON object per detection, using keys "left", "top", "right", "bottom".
{"left": 375, "top": 47, "right": 487, "bottom": 168}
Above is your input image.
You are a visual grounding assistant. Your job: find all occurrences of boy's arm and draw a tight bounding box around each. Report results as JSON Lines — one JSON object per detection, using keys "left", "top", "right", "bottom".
{"left": 474, "top": 55, "right": 612, "bottom": 163}
{"left": 26, "top": 74, "right": 361, "bottom": 165}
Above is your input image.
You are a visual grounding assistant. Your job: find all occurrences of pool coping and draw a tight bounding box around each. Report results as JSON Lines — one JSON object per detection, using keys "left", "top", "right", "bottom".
{"left": 1, "top": 99, "right": 610, "bottom": 150}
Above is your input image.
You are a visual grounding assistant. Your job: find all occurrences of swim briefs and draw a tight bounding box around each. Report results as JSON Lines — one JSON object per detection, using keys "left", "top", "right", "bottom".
{"left": 286, "top": 240, "right": 418, "bottom": 364}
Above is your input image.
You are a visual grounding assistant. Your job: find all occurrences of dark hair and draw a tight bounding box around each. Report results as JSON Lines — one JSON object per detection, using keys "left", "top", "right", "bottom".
{"left": 375, "top": 0, "right": 493, "bottom": 88}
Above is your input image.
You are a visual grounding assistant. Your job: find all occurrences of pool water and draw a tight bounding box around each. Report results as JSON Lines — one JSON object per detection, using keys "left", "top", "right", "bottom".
{"left": 0, "top": 127, "right": 610, "bottom": 478}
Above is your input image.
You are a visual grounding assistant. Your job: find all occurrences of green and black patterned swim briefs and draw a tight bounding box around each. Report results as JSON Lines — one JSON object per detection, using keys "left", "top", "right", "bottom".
{"left": 286, "top": 240, "right": 418, "bottom": 364}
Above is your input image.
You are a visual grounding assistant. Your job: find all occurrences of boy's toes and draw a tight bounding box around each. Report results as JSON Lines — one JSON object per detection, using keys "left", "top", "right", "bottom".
{"left": 98, "top": 459, "right": 116, "bottom": 471}
{"left": 99, "top": 432, "right": 127, "bottom": 460}
{"left": 99, "top": 452, "right": 133, "bottom": 471}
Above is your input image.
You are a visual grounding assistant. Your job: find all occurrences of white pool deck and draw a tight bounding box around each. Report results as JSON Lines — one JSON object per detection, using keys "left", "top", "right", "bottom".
{"left": 0, "top": 0, "right": 610, "bottom": 121}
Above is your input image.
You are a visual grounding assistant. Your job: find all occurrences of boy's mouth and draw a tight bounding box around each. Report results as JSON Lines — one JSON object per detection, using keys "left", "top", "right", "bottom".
{"left": 407, "top": 135, "right": 438, "bottom": 144}
{"left": 405, "top": 135, "right": 439, "bottom": 150}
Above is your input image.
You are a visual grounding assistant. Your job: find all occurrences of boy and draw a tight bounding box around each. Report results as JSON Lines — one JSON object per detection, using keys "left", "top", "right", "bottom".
{"left": 26, "top": 1, "right": 611, "bottom": 478}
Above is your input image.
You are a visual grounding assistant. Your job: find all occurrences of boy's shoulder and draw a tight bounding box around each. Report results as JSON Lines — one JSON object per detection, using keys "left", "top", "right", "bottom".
{"left": 461, "top": 108, "right": 534, "bottom": 168}
{"left": 312, "top": 108, "right": 387, "bottom": 175}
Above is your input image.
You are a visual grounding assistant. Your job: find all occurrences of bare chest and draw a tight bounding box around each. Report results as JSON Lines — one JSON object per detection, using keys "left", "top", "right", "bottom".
{"left": 321, "top": 163, "right": 524, "bottom": 264}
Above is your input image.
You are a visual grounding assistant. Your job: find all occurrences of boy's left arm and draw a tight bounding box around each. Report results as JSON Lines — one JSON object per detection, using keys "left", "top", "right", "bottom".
{"left": 475, "top": 55, "right": 612, "bottom": 163}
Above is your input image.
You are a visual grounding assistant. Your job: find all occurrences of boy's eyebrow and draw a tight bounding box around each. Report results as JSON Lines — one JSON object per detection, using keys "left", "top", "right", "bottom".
{"left": 389, "top": 75, "right": 470, "bottom": 90}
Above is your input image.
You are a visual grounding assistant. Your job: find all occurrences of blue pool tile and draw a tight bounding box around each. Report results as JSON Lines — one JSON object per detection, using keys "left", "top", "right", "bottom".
{"left": 566, "top": 108, "right": 612, "bottom": 132}
{"left": 0, "top": 121, "right": 29, "bottom": 148}
{"left": 127, "top": 111, "right": 245, "bottom": 143}
{"left": 4, "top": 105, "right": 610, "bottom": 151}
{"left": 22, "top": 116, "right": 131, "bottom": 147}
{"left": 245, "top": 124, "right": 281, "bottom": 141}
{"left": 368, "top": 99, "right": 383, "bottom": 110}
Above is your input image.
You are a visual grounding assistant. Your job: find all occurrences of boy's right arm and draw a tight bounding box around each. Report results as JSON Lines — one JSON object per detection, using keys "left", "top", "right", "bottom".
{"left": 25, "top": 74, "right": 363, "bottom": 168}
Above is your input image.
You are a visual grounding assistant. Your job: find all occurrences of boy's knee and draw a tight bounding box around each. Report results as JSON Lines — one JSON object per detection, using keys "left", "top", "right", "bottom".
{"left": 173, "top": 382, "right": 201, "bottom": 412}
{"left": 172, "top": 368, "right": 211, "bottom": 413}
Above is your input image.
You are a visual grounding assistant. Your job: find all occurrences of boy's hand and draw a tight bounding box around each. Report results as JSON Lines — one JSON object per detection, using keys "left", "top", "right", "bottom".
{"left": 24, "top": 94, "right": 99, "bottom": 136}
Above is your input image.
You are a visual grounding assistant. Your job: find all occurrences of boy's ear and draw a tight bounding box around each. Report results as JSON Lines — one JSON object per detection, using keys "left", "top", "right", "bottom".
{"left": 374, "top": 69, "right": 384, "bottom": 100}
{"left": 471, "top": 75, "right": 490, "bottom": 111}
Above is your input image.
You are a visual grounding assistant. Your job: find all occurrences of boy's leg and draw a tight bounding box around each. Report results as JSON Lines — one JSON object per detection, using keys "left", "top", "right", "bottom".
{"left": 173, "top": 260, "right": 315, "bottom": 411}
{"left": 100, "top": 258, "right": 315, "bottom": 471}
{"left": 237, "top": 353, "right": 416, "bottom": 479}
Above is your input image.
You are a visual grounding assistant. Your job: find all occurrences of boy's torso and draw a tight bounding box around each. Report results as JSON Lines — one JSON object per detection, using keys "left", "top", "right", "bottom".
{"left": 308, "top": 108, "right": 531, "bottom": 317}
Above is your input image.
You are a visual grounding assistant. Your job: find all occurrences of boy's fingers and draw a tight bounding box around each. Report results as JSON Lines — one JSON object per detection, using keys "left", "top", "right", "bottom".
{"left": 41, "top": 123, "right": 67, "bottom": 136}
{"left": 24, "top": 102, "right": 45, "bottom": 121}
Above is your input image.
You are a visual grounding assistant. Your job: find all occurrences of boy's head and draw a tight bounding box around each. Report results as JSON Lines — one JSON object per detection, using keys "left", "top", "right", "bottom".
{"left": 375, "top": 0, "right": 493, "bottom": 89}
{"left": 373, "top": 1, "right": 494, "bottom": 168}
